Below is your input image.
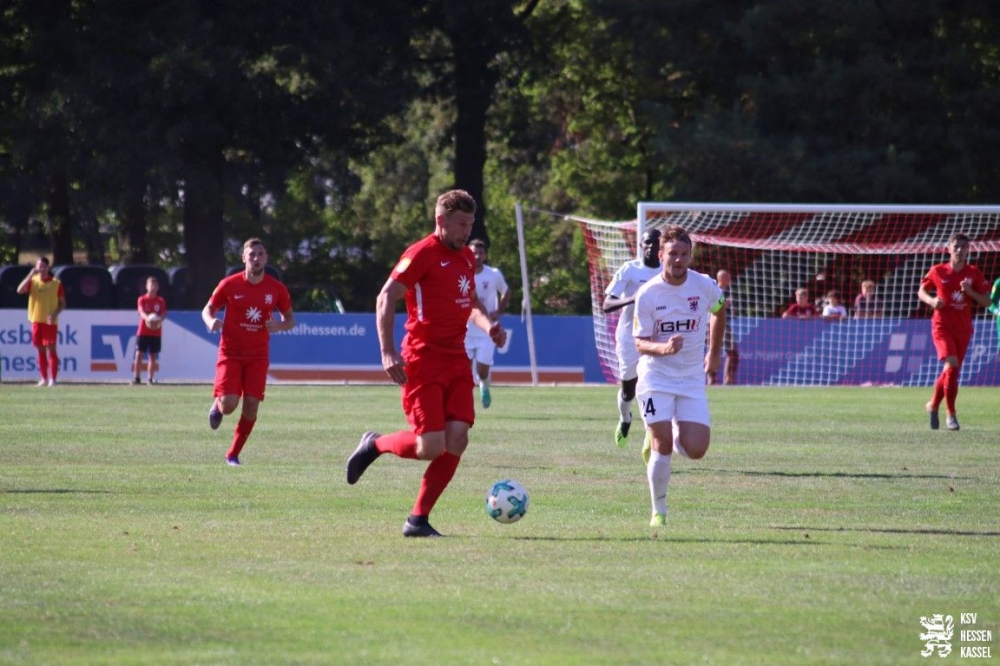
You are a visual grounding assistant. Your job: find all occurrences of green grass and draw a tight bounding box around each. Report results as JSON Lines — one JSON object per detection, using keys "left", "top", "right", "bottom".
{"left": 1, "top": 383, "right": 997, "bottom": 665}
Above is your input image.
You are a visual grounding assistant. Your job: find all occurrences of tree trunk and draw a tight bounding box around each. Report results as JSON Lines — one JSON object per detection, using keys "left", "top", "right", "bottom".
{"left": 119, "top": 184, "right": 149, "bottom": 264}
{"left": 48, "top": 171, "right": 74, "bottom": 265}
{"left": 182, "top": 156, "right": 226, "bottom": 309}
{"left": 452, "top": 38, "right": 495, "bottom": 244}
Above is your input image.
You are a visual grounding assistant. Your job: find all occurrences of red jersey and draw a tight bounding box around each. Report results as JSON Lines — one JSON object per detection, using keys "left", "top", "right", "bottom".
{"left": 208, "top": 272, "right": 292, "bottom": 359}
{"left": 921, "top": 262, "right": 989, "bottom": 337}
{"left": 784, "top": 303, "right": 820, "bottom": 318}
{"left": 390, "top": 233, "right": 477, "bottom": 357}
{"left": 137, "top": 294, "right": 167, "bottom": 337}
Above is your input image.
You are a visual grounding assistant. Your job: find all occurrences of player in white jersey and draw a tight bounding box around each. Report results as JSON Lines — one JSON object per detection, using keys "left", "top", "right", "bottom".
{"left": 465, "top": 239, "right": 511, "bottom": 409}
{"left": 603, "top": 228, "right": 661, "bottom": 448}
{"left": 633, "top": 225, "right": 726, "bottom": 527}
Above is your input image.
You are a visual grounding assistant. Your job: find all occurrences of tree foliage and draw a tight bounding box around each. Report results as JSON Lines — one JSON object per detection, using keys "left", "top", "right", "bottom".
{"left": 2, "top": 0, "right": 1000, "bottom": 313}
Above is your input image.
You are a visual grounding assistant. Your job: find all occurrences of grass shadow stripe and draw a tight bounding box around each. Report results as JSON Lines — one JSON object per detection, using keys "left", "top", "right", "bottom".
{"left": 772, "top": 525, "right": 1000, "bottom": 538}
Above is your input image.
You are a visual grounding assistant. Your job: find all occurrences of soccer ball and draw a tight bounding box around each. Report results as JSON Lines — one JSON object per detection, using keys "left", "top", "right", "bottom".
{"left": 486, "top": 479, "right": 529, "bottom": 524}
{"left": 147, "top": 314, "right": 162, "bottom": 330}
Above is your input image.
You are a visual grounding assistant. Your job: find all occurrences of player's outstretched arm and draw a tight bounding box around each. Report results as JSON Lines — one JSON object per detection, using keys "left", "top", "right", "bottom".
{"left": 602, "top": 294, "right": 634, "bottom": 314}
{"left": 376, "top": 278, "right": 408, "bottom": 385}
{"left": 266, "top": 308, "right": 296, "bottom": 333}
{"left": 471, "top": 295, "right": 506, "bottom": 347}
{"left": 917, "top": 285, "right": 941, "bottom": 310}
{"left": 202, "top": 302, "right": 222, "bottom": 333}
{"left": 705, "top": 307, "right": 725, "bottom": 375}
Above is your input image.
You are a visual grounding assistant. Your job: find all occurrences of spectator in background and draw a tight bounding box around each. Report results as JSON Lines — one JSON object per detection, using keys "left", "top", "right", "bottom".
{"left": 16, "top": 257, "right": 66, "bottom": 387}
{"left": 917, "top": 232, "right": 990, "bottom": 431}
{"left": 854, "top": 280, "right": 882, "bottom": 318}
{"left": 707, "top": 269, "right": 738, "bottom": 385}
{"left": 782, "top": 288, "right": 820, "bottom": 319}
{"left": 822, "top": 290, "right": 848, "bottom": 321}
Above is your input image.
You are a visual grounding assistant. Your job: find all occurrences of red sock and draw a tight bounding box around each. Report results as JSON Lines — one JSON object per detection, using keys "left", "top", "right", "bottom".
{"left": 943, "top": 366, "right": 959, "bottom": 414}
{"left": 376, "top": 431, "right": 419, "bottom": 459}
{"left": 412, "top": 452, "right": 461, "bottom": 516}
{"left": 49, "top": 350, "right": 59, "bottom": 381}
{"left": 227, "top": 416, "right": 255, "bottom": 458}
{"left": 930, "top": 373, "right": 946, "bottom": 410}
{"left": 37, "top": 350, "right": 49, "bottom": 381}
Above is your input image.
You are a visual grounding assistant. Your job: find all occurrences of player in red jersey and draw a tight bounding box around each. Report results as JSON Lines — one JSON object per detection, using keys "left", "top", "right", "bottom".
{"left": 133, "top": 276, "right": 167, "bottom": 385}
{"left": 202, "top": 238, "right": 296, "bottom": 465}
{"left": 917, "top": 233, "right": 990, "bottom": 431}
{"left": 346, "top": 190, "right": 507, "bottom": 537}
{"left": 17, "top": 257, "right": 66, "bottom": 387}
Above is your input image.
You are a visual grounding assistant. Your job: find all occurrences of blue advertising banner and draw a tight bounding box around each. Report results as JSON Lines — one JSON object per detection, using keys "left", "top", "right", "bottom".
{"left": 727, "top": 317, "right": 1000, "bottom": 386}
{"left": 2, "top": 309, "right": 997, "bottom": 385}
{"left": 0, "top": 310, "right": 606, "bottom": 384}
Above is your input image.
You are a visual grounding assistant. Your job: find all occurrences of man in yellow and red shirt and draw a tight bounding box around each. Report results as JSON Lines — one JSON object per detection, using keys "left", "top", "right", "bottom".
{"left": 17, "top": 257, "right": 66, "bottom": 387}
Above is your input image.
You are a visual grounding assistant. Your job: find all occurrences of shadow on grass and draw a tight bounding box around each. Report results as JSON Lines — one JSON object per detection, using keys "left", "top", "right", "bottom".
{"left": 688, "top": 468, "right": 972, "bottom": 481}
{"left": 510, "top": 535, "right": 839, "bottom": 547}
{"left": 772, "top": 525, "right": 1000, "bottom": 538}
{"left": 1, "top": 489, "right": 113, "bottom": 494}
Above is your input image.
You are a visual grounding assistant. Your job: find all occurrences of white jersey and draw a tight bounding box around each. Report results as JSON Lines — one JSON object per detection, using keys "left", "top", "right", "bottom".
{"left": 467, "top": 265, "right": 508, "bottom": 339}
{"left": 633, "top": 269, "right": 724, "bottom": 391}
{"left": 605, "top": 260, "right": 661, "bottom": 346}
{"left": 823, "top": 304, "right": 847, "bottom": 318}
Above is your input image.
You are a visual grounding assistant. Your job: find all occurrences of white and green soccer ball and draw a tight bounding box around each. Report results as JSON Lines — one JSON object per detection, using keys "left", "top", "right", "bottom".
{"left": 486, "top": 480, "right": 529, "bottom": 524}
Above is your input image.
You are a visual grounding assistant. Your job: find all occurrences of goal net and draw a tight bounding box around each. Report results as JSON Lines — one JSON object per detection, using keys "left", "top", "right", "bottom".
{"left": 574, "top": 204, "right": 1000, "bottom": 386}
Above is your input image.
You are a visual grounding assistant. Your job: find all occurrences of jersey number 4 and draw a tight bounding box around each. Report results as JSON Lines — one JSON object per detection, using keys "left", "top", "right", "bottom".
{"left": 642, "top": 397, "right": 657, "bottom": 418}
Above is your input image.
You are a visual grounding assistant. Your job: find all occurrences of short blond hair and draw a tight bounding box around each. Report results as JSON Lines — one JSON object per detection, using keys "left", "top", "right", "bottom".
{"left": 435, "top": 190, "right": 476, "bottom": 216}
{"left": 242, "top": 237, "right": 265, "bottom": 253}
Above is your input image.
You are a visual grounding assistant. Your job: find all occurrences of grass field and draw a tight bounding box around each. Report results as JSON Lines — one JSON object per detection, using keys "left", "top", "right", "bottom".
{"left": 1, "top": 382, "right": 997, "bottom": 665}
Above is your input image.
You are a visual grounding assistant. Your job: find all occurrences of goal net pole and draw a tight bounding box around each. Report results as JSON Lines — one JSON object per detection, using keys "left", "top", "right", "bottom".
{"left": 514, "top": 202, "right": 540, "bottom": 386}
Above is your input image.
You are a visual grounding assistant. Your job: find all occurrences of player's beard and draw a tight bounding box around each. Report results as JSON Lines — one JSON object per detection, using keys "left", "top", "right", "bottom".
{"left": 442, "top": 232, "right": 468, "bottom": 251}
{"left": 665, "top": 264, "right": 688, "bottom": 284}
{"left": 249, "top": 265, "right": 264, "bottom": 278}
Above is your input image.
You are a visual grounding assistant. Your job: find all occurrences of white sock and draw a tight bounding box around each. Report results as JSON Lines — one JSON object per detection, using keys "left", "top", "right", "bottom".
{"left": 647, "top": 450, "right": 671, "bottom": 516}
{"left": 617, "top": 390, "right": 632, "bottom": 422}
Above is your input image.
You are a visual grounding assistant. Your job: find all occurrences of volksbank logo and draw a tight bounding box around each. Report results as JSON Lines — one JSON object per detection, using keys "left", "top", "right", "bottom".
{"left": 0, "top": 323, "right": 79, "bottom": 346}
{"left": 90, "top": 325, "right": 137, "bottom": 372}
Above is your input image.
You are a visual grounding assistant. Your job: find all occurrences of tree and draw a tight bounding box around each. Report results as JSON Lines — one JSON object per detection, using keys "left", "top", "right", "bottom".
{"left": 1, "top": 0, "right": 421, "bottom": 305}
{"left": 413, "top": 0, "right": 543, "bottom": 243}
{"left": 585, "top": 0, "right": 1000, "bottom": 203}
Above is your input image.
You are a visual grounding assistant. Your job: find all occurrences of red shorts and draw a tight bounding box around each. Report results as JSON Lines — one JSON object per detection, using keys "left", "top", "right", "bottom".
{"left": 932, "top": 328, "right": 972, "bottom": 364}
{"left": 31, "top": 322, "right": 59, "bottom": 347}
{"left": 214, "top": 356, "right": 270, "bottom": 401}
{"left": 400, "top": 352, "right": 475, "bottom": 435}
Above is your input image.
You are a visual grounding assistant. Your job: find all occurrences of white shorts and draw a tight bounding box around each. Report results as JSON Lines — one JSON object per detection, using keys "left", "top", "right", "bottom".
{"left": 466, "top": 334, "right": 496, "bottom": 366}
{"left": 637, "top": 388, "right": 711, "bottom": 427}
{"left": 617, "top": 341, "right": 640, "bottom": 382}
